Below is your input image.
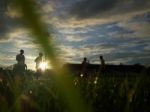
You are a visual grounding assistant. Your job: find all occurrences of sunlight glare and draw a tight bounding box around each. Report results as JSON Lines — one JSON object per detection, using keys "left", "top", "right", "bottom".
{"left": 39, "top": 62, "right": 48, "bottom": 71}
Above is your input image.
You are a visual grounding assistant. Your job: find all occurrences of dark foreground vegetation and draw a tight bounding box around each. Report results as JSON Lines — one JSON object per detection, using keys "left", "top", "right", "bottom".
{"left": 0, "top": 67, "right": 150, "bottom": 112}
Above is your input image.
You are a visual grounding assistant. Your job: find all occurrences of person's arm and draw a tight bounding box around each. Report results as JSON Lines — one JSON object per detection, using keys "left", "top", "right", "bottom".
{"left": 35, "top": 57, "right": 37, "bottom": 62}
{"left": 23, "top": 55, "right": 25, "bottom": 62}
{"left": 25, "top": 64, "right": 27, "bottom": 70}
{"left": 16, "top": 55, "right": 18, "bottom": 61}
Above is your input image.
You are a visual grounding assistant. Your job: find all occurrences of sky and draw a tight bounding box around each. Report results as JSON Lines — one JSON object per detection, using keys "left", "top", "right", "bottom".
{"left": 0, "top": 0, "right": 150, "bottom": 70}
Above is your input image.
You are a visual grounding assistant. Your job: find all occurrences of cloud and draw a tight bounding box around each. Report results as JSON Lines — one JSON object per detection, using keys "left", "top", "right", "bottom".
{"left": 57, "top": 42, "right": 117, "bottom": 64}
{"left": 65, "top": 35, "right": 87, "bottom": 42}
{"left": 5, "top": 1, "right": 24, "bottom": 18}
{"left": 0, "top": 0, "right": 23, "bottom": 40}
{"left": 69, "top": 0, "right": 150, "bottom": 19}
{"left": 104, "top": 38, "right": 150, "bottom": 65}
{"left": 41, "top": 2, "right": 54, "bottom": 14}
{"left": 118, "top": 11, "right": 150, "bottom": 38}
{"left": 56, "top": 45, "right": 81, "bottom": 62}
{"left": 0, "top": 0, "right": 10, "bottom": 39}
{"left": 69, "top": 0, "right": 118, "bottom": 18}
{"left": 53, "top": 13, "right": 150, "bottom": 65}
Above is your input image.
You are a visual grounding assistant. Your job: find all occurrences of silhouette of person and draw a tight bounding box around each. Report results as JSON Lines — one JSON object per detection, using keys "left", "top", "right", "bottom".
{"left": 81, "top": 57, "right": 89, "bottom": 76}
{"left": 34, "top": 52, "right": 43, "bottom": 79}
{"left": 16, "top": 49, "right": 25, "bottom": 65}
{"left": 99, "top": 55, "right": 105, "bottom": 73}
{"left": 14, "top": 49, "right": 27, "bottom": 74}
{"left": 35, "top": 52, "right": 43, "bottom": 70}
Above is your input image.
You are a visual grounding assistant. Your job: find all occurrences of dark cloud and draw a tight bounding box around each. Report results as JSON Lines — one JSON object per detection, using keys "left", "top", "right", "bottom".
{"left": 70, "top": 0, "right": 118, "bottom": 18}
{"left": 0, "top": 0, "right": 10, "bottom": 39}
{"left": 0, "top": 0, "right": 9, "bottom": 39}
{"left": 0, "top": 0, "right": 22, "bottom": 40}
{"left": 69, "top": 0, "right": 150, "bottom": 19}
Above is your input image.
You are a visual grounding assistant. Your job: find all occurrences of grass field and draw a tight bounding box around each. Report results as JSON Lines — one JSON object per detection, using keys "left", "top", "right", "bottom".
{"left": 1, "top": 1, "right": 149, "bottom": 112}
{"left": 0, "top": 70, "right": 150, "bottom": 112}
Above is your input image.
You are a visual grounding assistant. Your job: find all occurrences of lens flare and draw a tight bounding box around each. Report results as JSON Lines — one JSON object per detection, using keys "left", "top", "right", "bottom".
{"left": 39, "top": 62, "right": 48, "bottom": 71}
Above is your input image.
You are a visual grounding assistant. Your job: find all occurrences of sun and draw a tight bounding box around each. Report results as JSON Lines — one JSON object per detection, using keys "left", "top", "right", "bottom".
{"left": 39, "top": 62, "right": 48, "bottom": 71}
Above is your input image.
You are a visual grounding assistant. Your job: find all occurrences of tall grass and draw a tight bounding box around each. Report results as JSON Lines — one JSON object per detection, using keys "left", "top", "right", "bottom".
{"left": 1, "top": 70, "right": 150, "bottom": 112}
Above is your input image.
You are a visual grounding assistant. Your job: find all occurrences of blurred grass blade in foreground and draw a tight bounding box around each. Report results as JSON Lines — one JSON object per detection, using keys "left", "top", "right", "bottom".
{"left": 11, "top": 0, "right": 91, "bottom": 112}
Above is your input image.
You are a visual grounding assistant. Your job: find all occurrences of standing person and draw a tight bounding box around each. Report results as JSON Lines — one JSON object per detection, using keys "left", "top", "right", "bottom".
{"left": 34, "top": 52, "right": 43, "bottom": 70}
{"left": 14, "top": 49, "right": 27, "bottom": 74}
{"left": 34, "top": 52, "right": 43, "bottom": 79}
{"left": 81, "top": 57, "right": 89, "bottom": 77}
{"left": 99, "top": 55, "right": 105, "bottom": 73}
{"left": 16, "top": 49, "right": 25, "bottom": 65}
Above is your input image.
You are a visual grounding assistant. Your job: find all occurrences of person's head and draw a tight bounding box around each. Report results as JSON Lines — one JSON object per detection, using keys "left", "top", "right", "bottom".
{"left": 100, "top": 56, "right": 103, "bottom": 59}
{"left": 20, "top": 49, "right": 24, "bottom": 54}
{"left": 83, "top": 57, "right": 87, "bottom": 61}
{"left": 39, "top": 52, "right": 43, "bottom": 57}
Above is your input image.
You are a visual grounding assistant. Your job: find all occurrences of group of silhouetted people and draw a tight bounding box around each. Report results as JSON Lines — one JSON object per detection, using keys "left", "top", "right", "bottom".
{"left": 13, "top": 49, "right": 105, "bottom": 78}
{"left": 81, "top": 56, "right": 105, "bottom": 76}
{"left": 13, "top": 49, "right": 43, "bottom": 75}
